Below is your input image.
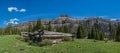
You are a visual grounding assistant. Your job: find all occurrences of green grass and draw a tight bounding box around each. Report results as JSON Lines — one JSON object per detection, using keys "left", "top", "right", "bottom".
{"left": 0, "top": 35, "right": 120, "bottom": 53}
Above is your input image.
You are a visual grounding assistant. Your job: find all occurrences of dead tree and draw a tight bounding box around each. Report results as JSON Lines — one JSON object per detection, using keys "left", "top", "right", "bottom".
{"left": 28, "top": 30, "right": 44, "bottom": 43}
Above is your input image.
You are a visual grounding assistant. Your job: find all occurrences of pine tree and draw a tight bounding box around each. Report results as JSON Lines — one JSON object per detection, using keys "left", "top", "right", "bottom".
{"left": 0, "top": 28, "right": 2, "bottom": 35}
{"left": 56, "top": 25, "right": 71, "bottom": 33}
{"left": 89, "top": 18, "right": 105, "bottom": 40}
{"left": 99, "top": 31, "right": 105, "bottom": 40}
{"left": 88, "top": 27, "right": 95, "bottom": 39}
{"left": 33, "top": 19, "right": 44, "bottom": 31}
{"left": 0, "top": 29, "right": 4, "bottom": 35}
{"left": 115, "top": 24, "right": 120, "bottom": 41}
{"left": 12, "top": 27, "right": 18, "bottom": 34}
{"left": 94, "top": 29, "right": 100, "bottom": 40}
{"left": 5, "top": 23, "right": 13, "bottom": 35}
{"left": 56, "top": 26, "right": 60, "bottom": 32}
{"left": 56, "top": 26, "right": 63, "bottom": 32}
{"left": 94, "top": 18, "right": 101, "bottom": 40}
{"left": 47, "top": 21, "right": 52, "bottom": 31}
{"left": 76, "top": 24, "right": 87, "bottom": 39}
{"left": 76, "top": 25, "right": 81, "bottom": 38}
{"left": 109, "top": 22, "right": 114, "bottom": 40}
{"left": 28, "top": 24, "right": 33, "bottom": 32}
{"left": 15, "top": 27, "right": 20, "bottom": 34}
{"left": 63, "top": 25, "right": 71, "bottom": 33}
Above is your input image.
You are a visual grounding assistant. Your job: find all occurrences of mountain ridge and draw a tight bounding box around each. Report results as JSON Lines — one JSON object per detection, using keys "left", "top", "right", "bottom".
{"left": 16, "top": 15, "right": 120, "bottom": 33}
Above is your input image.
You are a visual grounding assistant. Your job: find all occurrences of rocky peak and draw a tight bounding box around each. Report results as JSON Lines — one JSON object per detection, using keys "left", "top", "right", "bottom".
{"left": 51, "top": 14, "right": 76, "bottom": 24}
{"left": 58, "top": 14, "right": 70, "bottom": 20}
{"left": 60, "top": 14, "right": 69, "bottom": 17}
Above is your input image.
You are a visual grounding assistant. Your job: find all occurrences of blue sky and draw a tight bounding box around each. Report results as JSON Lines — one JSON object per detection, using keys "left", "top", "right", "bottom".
{"left": 0, "top": 0, "right": 120, "bottom": 27}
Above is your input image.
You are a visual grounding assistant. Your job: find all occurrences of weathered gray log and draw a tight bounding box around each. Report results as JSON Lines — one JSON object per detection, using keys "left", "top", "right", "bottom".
{"left": 20, "top": 30, "right": 44, "bottom": 42}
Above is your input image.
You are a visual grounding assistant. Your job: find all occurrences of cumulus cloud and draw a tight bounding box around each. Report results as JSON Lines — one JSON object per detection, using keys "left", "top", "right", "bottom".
{"left": 6, "top": 18, "right": 19, "bottom": 25}
{"left": 8, "top": 7, "right": 26, "bottom": 12}
{"left": 8, "top": 7, "right": 18, "bottom": 12}
{"left": 14, "top": 22, "right": 19, "bottom": 24}
{"left": 98, "top": 15, "right": 109, "bottom": 18}
{"left": 19, "top": 8, "right": 26, "bottom": 12}
{"left": 72, "top": 15, "right": 109, "bottom": 20}
{"left": 10, "top": 18, "right": 19, "bottom": 21}
{"left": 72, "top": 16, "right": 89, "bottom": 20}
{"left": 110, "top": 19, "right": 117, "bottom": 21}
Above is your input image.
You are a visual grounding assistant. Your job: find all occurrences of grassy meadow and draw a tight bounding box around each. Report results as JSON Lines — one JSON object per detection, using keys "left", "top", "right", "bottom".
{"left": 0, "top": 35, "right": 120, "bottom": 53}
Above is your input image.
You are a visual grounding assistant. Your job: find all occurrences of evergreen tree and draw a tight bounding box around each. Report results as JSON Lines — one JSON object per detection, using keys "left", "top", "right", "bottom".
{"left": 94, "top": 29, "right": 105, "bottom": 40}
{"left": 94, "top": 18, "right": 101, "bottom": 40}
{"left": 28, "top": 24, "right": 33, "bottom": 32}
{"left": 47, "top": 21, "right": 52, "bottom": 31}
{"left": 63, "top": 25, "right": 71, "bottom": 33}
{"left": 76, "top": 24, "right": 87, "bottom": 39}
{"left": 94, "top": 29, "right": 100, "bottom": 40}
{"left": 56, "top": 26, "right": 60, "bottom": 32}
{"left": 88, "top": 18, "right": 105, "bottom": 40}
{"left": 109, "top": 22, "right": 113, "bottom": 40}
{"left": 56, "top": 26, "right": 63, "bottom": 32}
{"left": 99, "top": 31, "right": 105, "bottom": 40}
{"left": 88, "top": 27, "right": 95, "bottom": 39}
{"left": 5, "top": 23, "right": 13, "bottom": 35}
{"left": 33, "top": 19, "right": 44, "bottom": 31}
{"left": 76, "top": 25, "right": 81, "bottom": 38}
{"left": 0, "top": 28, "right": 2, "bottom": 35}
{"left": 12, "top": 27, "right": 19, "bottom": 34}
{"left": 108, "top": 22, "right": 116, "bottom": 40}
{"left": 115, "top": 24, "right": 120, "bottom": 41}
{"left": 56, "top": 25, "right": 71, "bottom": 33}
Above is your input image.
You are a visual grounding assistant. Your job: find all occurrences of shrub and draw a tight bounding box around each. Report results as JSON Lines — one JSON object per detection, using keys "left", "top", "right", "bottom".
{"left": 93, "top": 39, "right": 97, "bottom": 42}
{"left": 38, "top": 39, "right": 52, "bottom": 47}
{"left": 23, "top": 36, "right": 30, "bottom": 42}
{"left": 28, "top": 41, "right": 36, "bottom": 46}
{"left": 62, "top": 36, "right": 72, "bottom": 41}
{"left": 16, "top": 36, "right": 21, "bottom": 39}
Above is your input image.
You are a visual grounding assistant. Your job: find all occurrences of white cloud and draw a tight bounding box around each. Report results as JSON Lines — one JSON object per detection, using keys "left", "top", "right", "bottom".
{"left": 11, "top": 18, "right": 19, "bottom": 21}
{"left": 8, "top": 7, "right": 18, "bottom": 12}
{"left": 20, "top": 8, "right": 26, "bottom": 12}
{"left": 72, "top": 15, "right": 109, "bottom": 20}
{"left": 14, "top": 22, "right": 19, "bottom": 24}
{"left": 72, "top": 16, "right": 89, "bottom": 20}
{"left": 6, "top": 18, "right": 19, "bottom": 25}
{"left": 110, "top": 19, "right": 117, "bottom": 21}
{"left": 98, "top": 15, "right": 109, "bottom": 18}
{"left": 8, "top": 7, "right": 26, "bottom": 12}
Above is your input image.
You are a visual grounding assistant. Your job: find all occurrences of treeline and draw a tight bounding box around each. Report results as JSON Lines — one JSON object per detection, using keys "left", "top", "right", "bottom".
{"left": 0, "top": 23, "right": 20, "bottom": 35}
{"left": 43, "top": 18, "right": 120, "bottom": 42}
{"left": 0, "top": 18, "right": 120, "bottom": 42}
{"left": 76, "top": 19, "right": 120, "bottom": 42}
{"left": 0, "top": 19, "right": 72, "bottom": 35}
{"left": 29, "top": 19, "right": 71, "bottom": 33}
